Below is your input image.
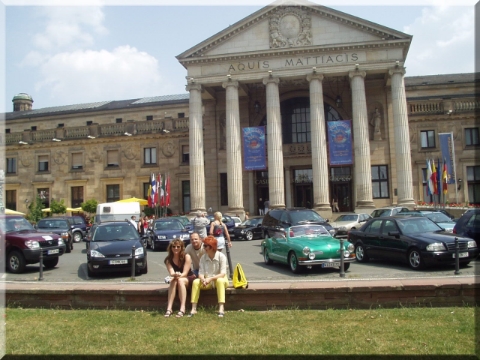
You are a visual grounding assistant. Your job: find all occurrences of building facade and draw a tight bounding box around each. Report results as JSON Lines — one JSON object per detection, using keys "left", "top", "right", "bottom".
{"left": 3, "top": 2, "right": 480, "bottom": 219}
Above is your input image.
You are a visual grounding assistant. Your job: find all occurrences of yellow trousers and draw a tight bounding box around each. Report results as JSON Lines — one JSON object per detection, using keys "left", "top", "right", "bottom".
{"left": 191, "top": 275, "right": 229, "bottom": 304}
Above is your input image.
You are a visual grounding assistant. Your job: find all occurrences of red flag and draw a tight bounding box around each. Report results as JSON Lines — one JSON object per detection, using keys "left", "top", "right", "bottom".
{"left": 430, "top": 160, "right": 438, "bottom": 195}
{"left": 166, "top": 174, "right": 171, "bottom": 207}
{"left": 442, "top": 161, "right": 448, "bottom": 195}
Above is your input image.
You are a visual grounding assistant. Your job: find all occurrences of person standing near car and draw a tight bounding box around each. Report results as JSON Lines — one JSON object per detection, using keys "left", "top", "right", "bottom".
{"left": 191, "top": 210, "right": 209, "bottom": 239}
{"left": 209, "top": 211, "right": 232, "bottom": 252}
{"left": 258, "top": 198, "right": 264, "bottom": 215}
{"left": 185, "top": 232, "right": 204, "bottom": 277}
{"left": 264, "top": 199, "right": 270, "bottom": 214}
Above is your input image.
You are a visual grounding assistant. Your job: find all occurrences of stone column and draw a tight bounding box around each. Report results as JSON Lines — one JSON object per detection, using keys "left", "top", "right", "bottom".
{"left": 262, "top": 76, "right": 285, "bottom": 209}
{"left": 389, "top": 67, "right": 415, "bottom": 207}
{"left": 349, "top": 70, "right": 375, "bottom": 209}
{"left": 285, "top": 167, "right": 292, "bottom": 208}
{"left": 222, "top": 80, "right": 244, "bottom": 217}
{"left": 307, "top": 73, "right": 331, "bottom": 217}
{"left": 186, "top": 83, "right": 206, "bottom": 213}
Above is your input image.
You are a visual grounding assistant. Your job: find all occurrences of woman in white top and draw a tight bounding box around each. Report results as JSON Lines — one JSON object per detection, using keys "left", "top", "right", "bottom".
{"left": 209, "top": 211, "right": 232, "bottom": 251}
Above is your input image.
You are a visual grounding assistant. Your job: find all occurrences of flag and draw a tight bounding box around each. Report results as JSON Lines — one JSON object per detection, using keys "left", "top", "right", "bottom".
{"left": 147, "top": 185, "right": 152, "bottom": 208}
{"left": 150, "top": 173, "right": 156, "bottom": 208}
{"left": 437, "top": 158, "right": 441, "bottom": 199}
{"left": 430, "top": 159, "right": 438, "bottom": 195}
{"left": 156, "top": 173, "right": 161, "bottom": 206}
{"left": 165, "top": 174, "right": 171, "bottom": 207}
{"left": 159, "top": 173, "right": 165, "bottom": 206}
{"left": 442, "top": 159, "right": 448, "bottom": 195}
{"left": 426, "top": 159, "right": 433, "bottom": 196}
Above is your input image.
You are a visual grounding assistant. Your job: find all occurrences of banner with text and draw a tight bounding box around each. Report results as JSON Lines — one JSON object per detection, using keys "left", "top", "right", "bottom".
{"left": 439, "top": 132, "right": 456, "bottom": 184}
{"left": 327, "top": 120, "right": 353, "bottom": 165}
{"left": 243, "top": 126, "right": 267, "bottom": 171}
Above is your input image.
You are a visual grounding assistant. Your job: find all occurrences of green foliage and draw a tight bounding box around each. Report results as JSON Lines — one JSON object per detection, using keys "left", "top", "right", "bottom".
{"left": 81, "top": 199, "right": 98, "bottom": 214}
{"left": 50, "top": 198, "right": 67, "bottom": 215}
{"left": 25, "top": 195, "right": 45, "bottom": 224}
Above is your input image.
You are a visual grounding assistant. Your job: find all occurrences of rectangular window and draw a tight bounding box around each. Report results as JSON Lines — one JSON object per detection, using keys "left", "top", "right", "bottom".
{"left": 38, "top": 155, "right": 49, "bottom": 172}
{"left": 86, "top": 121, "right": 93, "bottom": 126}
{"left": 182, "top": 180, "right": 190, "bottom": 213}
{"left": 115, "top": 118, "right": 122, "bottom": 123}
{"left": 5, "top": 129, "right": 10, "bottom": 133}
{"left": 6, "top": 190, "right": 16, "bottom": 210}
{"left": 146, "top": 115, "right": 153, "bottom": 121}
{"left": 143, "top": 182, "right": 150, "bottom": 200}
{"left": 106, "top": 184, "right": 120, "bottom": 202}
{"left": 178, "top": 113, "right": 185, "bottom": 118}
{"left": 57, "top": 123, "right": 64, "bottom": 128}
{"left": 371, "top": 165, "right": 389, "bottom": 198}
{"left": 31, "top": 126, "right": 37, "bottom": 131}
{"left": 467, "top": 166, "right": 480, "bottom": 205}
{"left": 38, "top": 188, "right": 50, "bottom": 208}
{"left": 6, "top": 158, "right": 16, "bottom": 174}
{"left": 106, "top": 150, "right": 119, "bottom": 167}
{"left": 182, "top": 145, "right": 189, "bottom": 164}
{"left": 420, "top": 130, "right": 435, "bottom": 148}
{"left": 220, "top": 173, "right": 228, "bottom": 206}
{"left": 71, "top": 152, "right": 83, "bottom": 170}
{"left": 71, "top": 186, "right": 84, "bottom": 208}
{"left": 465, "top": 128, "right": 479, "bottom": 146}
{"left": 144, "top": 147, "right": 157, "bottom": 165}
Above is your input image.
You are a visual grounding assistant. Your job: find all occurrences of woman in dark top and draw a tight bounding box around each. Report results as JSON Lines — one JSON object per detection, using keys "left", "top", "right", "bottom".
{"left": 163, "top": 239, "right": 193, "bottom": 318}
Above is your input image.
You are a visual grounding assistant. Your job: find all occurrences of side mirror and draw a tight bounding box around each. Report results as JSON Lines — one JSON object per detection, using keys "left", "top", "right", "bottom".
{"left": 388, "top": 231, "right": 400, "bottom": 238}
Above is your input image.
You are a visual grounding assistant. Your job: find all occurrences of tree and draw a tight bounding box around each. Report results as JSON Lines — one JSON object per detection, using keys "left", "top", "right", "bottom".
{"left": 26, "top": 195, "right": 45, "bottom": 224}
{"left": 50, "top": 199, "right": 67, "bottom": 215}
{"left": 81, "top": 199, "right": 98, "bottom": 215}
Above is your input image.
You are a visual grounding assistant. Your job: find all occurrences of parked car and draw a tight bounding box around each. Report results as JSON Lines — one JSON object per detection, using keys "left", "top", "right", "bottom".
{"left": 329, "top": 213, "right": 372, "bottom": 238}
{"left": 262, "top": 208, "right": 335, "bottom": 238}
{"left": 231, "top": 216, "right": 242, "bottom": 227}
{"left": 398, "top": 210, "right": 456, "bottom": 232}
{"left": 2, "top": 215, "right": 66, "bottom": 273}
{"left": 86, "top": 221, "right": 147, "bottom": 276}
{"left": 147, "top": 218, "right": 191, "bottom": 251}
{"left": 262, "top": 224, "right": 356, "bottom": 274}
{"left": 52, "top": 215, "right": 88, "bottom": 242}
{"left": 205, "top": 214, "right": 236, "bottom": 234}
{"left": 348, "top": 216, "right": 478, "bottom": 270}
{"left": 229, "top": 216, "right": 264, "bottom": 241}
{"left": 36, "top": 217, "right": 74, "bottom": 253}
{"left": 370, "top": 207, "right": 409, "bottom": 218}
{"left": 453, "top": 209, "right": 480, "bottom": 246}
{"left": 436, "top": 209, "right": 456, "bottom": 221}
{"left": 169, "top": 215, "right": 193, "bottom": 231}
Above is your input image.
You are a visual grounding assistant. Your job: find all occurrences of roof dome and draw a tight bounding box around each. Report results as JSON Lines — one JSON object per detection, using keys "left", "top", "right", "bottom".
{"left": 12, "top": 93, "right": 33, "bottom": 102}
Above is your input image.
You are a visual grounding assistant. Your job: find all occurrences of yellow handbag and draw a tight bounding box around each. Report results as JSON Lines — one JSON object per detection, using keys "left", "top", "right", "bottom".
{"left": 233, "top": 263, "right": 248, "bottom": 289}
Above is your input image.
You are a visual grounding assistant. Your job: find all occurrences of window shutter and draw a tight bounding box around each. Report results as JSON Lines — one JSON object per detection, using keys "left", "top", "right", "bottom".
{"left": 107, "top": 150, "right": 119, "bottom": 166}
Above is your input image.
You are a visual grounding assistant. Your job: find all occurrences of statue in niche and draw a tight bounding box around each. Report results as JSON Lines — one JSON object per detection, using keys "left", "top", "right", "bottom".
{"left": 370, "top": 108, "right": 382, "bottom": 141}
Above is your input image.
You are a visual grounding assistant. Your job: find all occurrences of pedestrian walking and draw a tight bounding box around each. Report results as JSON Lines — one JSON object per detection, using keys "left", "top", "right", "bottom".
{"left": 191, "top": 210, "right": 209, "bottom": 239}
{"left": 258, "top": 198, "right": 264, "bottom": 215}
{"left": 264, "top": 199, "right": 270, "bottom": 214}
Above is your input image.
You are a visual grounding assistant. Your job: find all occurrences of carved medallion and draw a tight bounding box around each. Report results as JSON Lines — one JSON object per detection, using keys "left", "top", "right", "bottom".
{"left": 20, "top": 154, "right": 32, "bottom": 167}
{"left": 270, "top": 7, "right": 312, "bottom": 49}
{"left": 162, "top": 141, "right": 175, "bottom": 158}
{"left": 53, "top": 150, "right": 66, "bottom": 165}
{"left": 123, "top": 146, "right": 136, "bottom": 160}
{"left": 88, "top": 147, "right": 102, "bottom": 162}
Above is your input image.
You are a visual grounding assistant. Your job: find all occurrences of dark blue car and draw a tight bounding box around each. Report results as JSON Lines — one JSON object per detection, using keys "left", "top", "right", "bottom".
{"left": 147, "top": 218, "right": 191, "bottom": 251}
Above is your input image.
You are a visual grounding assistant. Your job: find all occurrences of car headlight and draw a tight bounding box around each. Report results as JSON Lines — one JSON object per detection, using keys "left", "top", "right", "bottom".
{"left": 426, "top": 242, "right": 446, "bottom": 251}
{"left": 25, "top": 240, "right": 40, "bottom": 249}
{"left": 347, "top": 243, "right": 355, "bottom": 252}
{"left": 61, "top": 232, "right": 69, "bottom": 239}
{"left": 329, "top": 229, "right": 336, "bottom": 235}
{"left": 240, "top": 230, "right": 245, "bottom": 234}
{"left": 58, "top": 239, "right": 64, "bottom": 245}
{"left": 468, "top": 240, "right": 477, "bottom": 249}
{"left": 90, "top": 250, "right": 105, "bottom": 258}
{"left": 303, "top": 247, "right": 310, "bottom": 256}
{"left": 135, "top": 247, "right": 144, "bottom": 256}
{"left": 308, "top": 252, "right": 315, "bottom": 260}
{"left": 157, "top": 235, "right": 167, "bottom": 240}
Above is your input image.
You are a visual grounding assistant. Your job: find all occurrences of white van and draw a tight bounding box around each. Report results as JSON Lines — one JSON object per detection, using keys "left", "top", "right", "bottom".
{"left": 95, "top": 202, "right": 141, "bottom": 224}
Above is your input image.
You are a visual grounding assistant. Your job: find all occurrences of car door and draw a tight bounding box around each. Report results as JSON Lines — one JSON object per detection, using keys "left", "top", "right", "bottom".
{"left": 377, "top": 219, "right": 407, "bottom": 260}
{"left": 360, "top": 219, "right": 383, "bottom": 258}
{"left": 462, "top": 213, "right": 480, "bottom": 245}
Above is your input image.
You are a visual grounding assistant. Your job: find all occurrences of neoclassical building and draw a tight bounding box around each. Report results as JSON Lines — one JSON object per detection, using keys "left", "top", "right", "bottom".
{"left": 3, "top": 2, "right": 479, "bottom": 219}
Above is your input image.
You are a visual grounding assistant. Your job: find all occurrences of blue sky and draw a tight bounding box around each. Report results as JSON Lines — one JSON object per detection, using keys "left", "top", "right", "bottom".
{"left": 3, "top": 0, "right": 476, "bottom": 111}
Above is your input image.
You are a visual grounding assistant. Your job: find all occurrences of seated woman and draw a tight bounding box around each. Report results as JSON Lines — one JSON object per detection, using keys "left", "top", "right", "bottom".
{"left": 164, "top": 239, "right": 193, "bottom": 318}
{"left": 188, "top": 235, "right": 229, "bottom": 318}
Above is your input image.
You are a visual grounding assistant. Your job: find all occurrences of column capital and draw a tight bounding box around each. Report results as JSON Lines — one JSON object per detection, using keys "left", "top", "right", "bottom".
{"left": 186, "top": 83, "right": 202, "bottom": 92}
{"left": 262, "top": 76, "right": 280, "bottom": 86}
{"left": 306, "top": 73, "right": 324, "bottom": 82}
{"left": 222, "top": 80, "right": 239, "bottom": 89}
{"left": 348, "top": 70, "right": 366, "bottom": 81}
{"left": 388, "top": 67, "right": 406, "bottom": 77}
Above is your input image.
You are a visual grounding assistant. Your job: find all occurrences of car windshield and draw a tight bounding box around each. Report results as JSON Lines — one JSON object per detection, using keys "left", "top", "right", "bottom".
{"left": 243, "top": 218, "right": 262, "bottom": 226}
{"left": 93, "top": 225, "right": 139, "bottom": 241}
{"left": 397, "top": 218, "right": 442, "bottom": 234}
{"left": 289, "top": 225, "right": 330, "bottom": 237}
{"left": 336, "top": 215, "right": 358, "bottom": 221}
{"left": 154, "top": 221, "right": 183, "bottom": 230}
{"left": 291, "top": 210, "right": 326, "bottom": 225}
{"left": 2, "top": 217, "right": 35, "bottom": 232}
{"left": 424, "top": 213, "right": 453, "bottom": 223}
{"left": 38, "top": 220, "right": 68, "bottom": 229}
{"left": 171, "top": 217, "right": 189, "bottom": 225}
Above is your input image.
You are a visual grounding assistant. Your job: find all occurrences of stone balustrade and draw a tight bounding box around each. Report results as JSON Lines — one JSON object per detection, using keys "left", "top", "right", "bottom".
{"left": 409, "top": 99, "right": 479, "bottom": 116}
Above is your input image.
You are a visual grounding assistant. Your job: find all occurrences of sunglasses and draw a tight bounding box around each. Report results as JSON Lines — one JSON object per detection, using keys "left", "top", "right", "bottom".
{"left": 203, "top": 244, "right": 211, "bottom": 249}
{"left": 172, "top": 245, "right": 181, "bottom": 249}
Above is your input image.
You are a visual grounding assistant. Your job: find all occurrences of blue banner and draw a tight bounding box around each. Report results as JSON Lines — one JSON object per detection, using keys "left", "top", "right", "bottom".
{"left": 327, "top": 120, "right": 353, "bottom": 165}
{"left": 439, "top": 133, "right": 455, "bottom": 184}
{"left": 243, "top": 126, "right": 267, "bottom": 171}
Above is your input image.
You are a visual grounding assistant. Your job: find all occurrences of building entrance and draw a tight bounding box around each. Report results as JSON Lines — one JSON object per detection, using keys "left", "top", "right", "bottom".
{"left": 330, "top": 167, "right": 353, "bottom": 212}
{"left": 293, "top": 169, "right": 313, "bottom": 209}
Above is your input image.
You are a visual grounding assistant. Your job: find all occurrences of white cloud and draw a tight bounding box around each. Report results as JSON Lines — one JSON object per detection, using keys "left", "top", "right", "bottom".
{"left": 35, "top": 46, "right": 163, "bottom": 105}
{"left": 404, "top": 5, "right": 474, "bottom": 76}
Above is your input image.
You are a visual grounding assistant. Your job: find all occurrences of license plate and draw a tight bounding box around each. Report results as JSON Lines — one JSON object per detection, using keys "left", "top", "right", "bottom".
{"left": 452, "top": 252, "right": 468, "bottom": 258}
{"left": 109, "top": 260, "right": 128, "bottom": 265}
{"left": 322, "top": 262, "right": 340, "bottom": 268}
{"left": 47, "top": 249, "right": 59, "bottom": 255}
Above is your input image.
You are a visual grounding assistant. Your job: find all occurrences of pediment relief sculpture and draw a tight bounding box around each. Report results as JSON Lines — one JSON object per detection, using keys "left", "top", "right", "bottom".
{"left": 270, "top": 6, "right": 312, "bottom": 49}
{"left": 53, "top": 150, "right": 66, "bottom": 165}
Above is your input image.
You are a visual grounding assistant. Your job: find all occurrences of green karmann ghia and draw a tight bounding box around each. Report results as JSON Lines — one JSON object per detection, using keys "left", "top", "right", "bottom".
{"left": 261, "top": 224, "right": 356, "bottom": 274}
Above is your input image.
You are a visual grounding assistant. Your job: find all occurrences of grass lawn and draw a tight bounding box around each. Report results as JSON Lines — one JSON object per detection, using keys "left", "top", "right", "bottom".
{"left": 4, "top": 306, "right": 477, "bottom": 356}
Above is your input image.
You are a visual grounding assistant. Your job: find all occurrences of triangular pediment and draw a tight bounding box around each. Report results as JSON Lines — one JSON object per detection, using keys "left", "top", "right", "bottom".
{"left": 177, "top": 0, "right": 412, "bottom": 65}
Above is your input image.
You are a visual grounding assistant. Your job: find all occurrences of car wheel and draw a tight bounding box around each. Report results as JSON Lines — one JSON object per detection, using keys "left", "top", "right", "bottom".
{"left": 288, "top": 251, "right": 302, "bottom": 274}
{"left": 87, "top": 265, "right": 94, "bottom": 277}
{"left": 43, "top": 257, "right": 59, "bottom": 269}
{"left": 355, "top": 244, "right": 369, "bottom": 263}
{"left": 245, "top": 231, "right": 253, "bottom": 241}
{"left": 141, "top": 262, "right": 148, "bottom": 274}
{"left": 459, "top": 261, "right": 471, "bottom": 268}
{"left": 7, "top": 250, "right": 26, "bottom": 274}
{"left": 151, "top": 240, "right": 156, "bottom": 252}
{"left": 263, "top": 247, "right": 273, "bottom": 265}
{"left": 342, "top": 263, "right": 350, "bottom": 272}
{"left": 73, "top": 232, "right": 83, "bottom": 243}
{"left": 408, "top": 248, "right": 425, "bottom": 270}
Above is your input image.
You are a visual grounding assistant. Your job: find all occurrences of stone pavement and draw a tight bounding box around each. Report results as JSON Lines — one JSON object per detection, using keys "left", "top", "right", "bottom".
{"left": 3, "top": 275, "right": 479, "bottom": 311}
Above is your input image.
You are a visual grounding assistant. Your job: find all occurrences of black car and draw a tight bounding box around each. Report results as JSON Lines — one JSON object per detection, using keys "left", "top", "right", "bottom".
{"left": 52, "top": 215, "right": 88, "bottom": 243}
{"left": 86, "top": 221, "right": 147, "bottom": 277}
{"left": 348, "top": 216, "right": 478, "bottom": 270}
{"left": 229, "top": 216, "right": 264, "bottom": 241}
{"left": 36, "top": 217, "right": 74, "bottom": 253}
{"left": 205, "top": 214, "right": 236, "bottom": 234}
{"left": 453, "top": 209, "right": 480, "bottom": 246}
{"left": 147, "top": 218, "right": 191, "bottom": 251}
{"left": 262, "top": 208, "right": 334, "bottom": 239}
